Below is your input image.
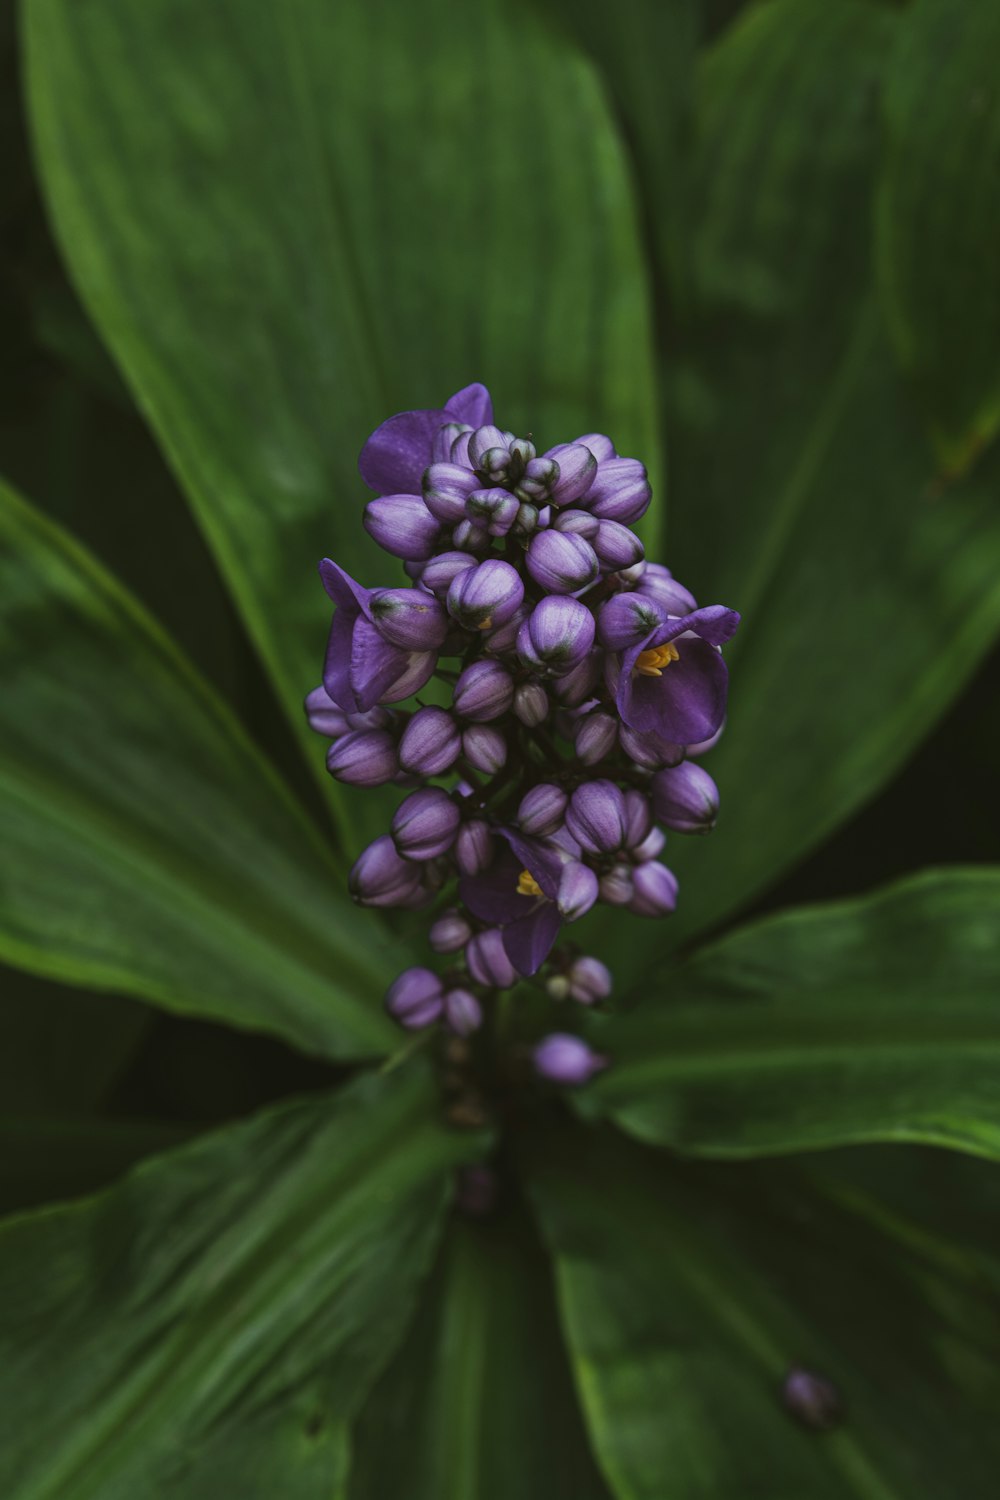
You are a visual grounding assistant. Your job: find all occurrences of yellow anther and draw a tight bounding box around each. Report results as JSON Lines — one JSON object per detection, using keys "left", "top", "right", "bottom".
{"left": 517, "top": 869, "right": 544, "bottom": 897}
{"left": 635, "top": 642, "right": 680, "bottom": 677}
{"left": 477, "top": 616, "right": 493, "bottom": 631}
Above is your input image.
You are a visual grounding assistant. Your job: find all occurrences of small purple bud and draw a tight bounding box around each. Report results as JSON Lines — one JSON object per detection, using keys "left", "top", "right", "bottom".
{"left": 456, "top": 818, "right": 495, "bottom": 876}
{"left": 370, "top": 588, "right": 448, "bottom": 650}
{"left": 518, "top": 456, "right": 559, "bottom": 499}
{"left": 566, "top": 780, "right": 628, "bottom": 855}
{"left": 467, "top": 927, "right": 517, "bottom": 988}
{"left": 422, "top": 462, "right": 480, "bottom": 524}
{"left": 566, "top": 955, "right": 613, "bottom": 1005}
{"left": 443, "top": 987, "right": 483, "bottom": 1037}
{"left": 574, "top": 432, "right": 616, "bottom": 462}
{"left": 326, "top": 729, "right": 399, "bottom": 787}
{"left": 452, "top": 517, "right": 491, "bottom": 554}
{"left": 651, "top": 762, "right": 720, "bottom": 834}
{"left": 545, "top": 443, "right": 598, "bottom": 507}
{"left": 513, "top": 680, "right": 550, "bottom": 726}
{"left": 623, "top": 788, "right": 653, "bottom": 849}
{"left": 619, "top": 722, "right": 685, "bottom": 770}
{"left": 551, "top": 649, "right": 602, "bottom": 705}
{"left": 468, "top": 424, "right": 512, "bottom": 469}
{"left": 557, "top": 861, "right": 600, "bottom": 922}
{"left": 629, "top": 860, "right": 679, "bottom": 916}
{"left": 420, "top": 551, "right": 477, "bottom": 598}
{"left": 350, "top": 835, "right": 423, "bottom": 907}
{"left": 453, "top": 660, "right": 515, "bottom": 722}
{"left": 364, "top": 493, "right": 440, "bottom": 560}
{"left": 636, "top": 563, "right": 697, "bottom": 616}
{"left": 533, "top": 1033, "right": 608, "bottom": 1085}
{"left": 513, "top": 501, "right": 541, "bottom": 536}
{"left": 305, "top": 684, "right": 350, "bottom": 739}
{"left": 617, "top": 560, "right": 646, "bottom": 588}
{"left": 391, "top": 787, "right": 461, "bottom": 860}
{"left": 448, "top": 559, "right": 525, "bottom": 630}
{"left": 526, "top": 530, "right": 599, "bottom": 594}
{"left": 781, "top": 1368, "right": 844, "bottom": 1431}
{"left": 430, "top": 908, "right": 473, "bottom": 953}
{"left": 398, "top": 706, "right": 462, "bottom": 776}
{"left": 385, "top": 966, "right": 444, "bottom": 1029}
{"left": 686, "top": 720, "right": 726, "bottom": 757}
{"left": 593, "top": 519, "right": 644, "bottom": 572}
{"left": 432, "top": 422, "right": 470, "bottom": 464}
{"left": 552, "top": 508, "right": 600, "bottom": 539}
{"left": 517, "top": 783, "right": 568, "bottom": 836}
{"left": 583, "top": 457, "right": 651, "bottom": 523}
{"left": 575, "top": 710, "right": 618, "bottom": 766}
{"left": 450, "top": 428, "right": 474, "bottom": 466}
{"left": 482, "top": 603, "right": 531, "bottom": 655}
{"left": 455, "top": 1163, "right": 498, "bottom": 1217}
{"left": 517, "top": 597, "right": 596, "bottom": 671}
{"left": 466, "top": 488, "right": 520, "bottom": 536}
{"left": 599, "top": 863, "right": 634, "bottom": 906}
{"left": 463, "top": 724, "right": 507, "bottom": 774}
{"left": 597, "top": 592, "right": 664, "bottom": 651}
{"left": 631, "top": 826, "right": 666, "bottom": 864}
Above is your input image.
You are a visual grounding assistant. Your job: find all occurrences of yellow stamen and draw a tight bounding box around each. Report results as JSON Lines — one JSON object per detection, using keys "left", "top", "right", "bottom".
{"left": 517, "top": 869, "right": 543, "bottom": 898}
{"left": 477, "top": 616, "right": 493, "bottom": 631}
{"left": 635, "top": 642, "right": 680, "bottom": 677}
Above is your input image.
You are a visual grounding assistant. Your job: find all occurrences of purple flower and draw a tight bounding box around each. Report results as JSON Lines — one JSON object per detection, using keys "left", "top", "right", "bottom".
{"left": 369, "top": 588, "right": 448, "bottom": 650}
{"left": 422, "top": 462, "right": 480, "bottom": 524}
{"left": 304, "top": 684, "right": 350, "bottom": 738}
{"left": 575, "top": 709, "right": 618, "bottom": 766}
{"left": 419, "top": 551, "right": 477, "bottom": 598}
{"left": 565, "top": 780, "right": 628, "bottom": 855}
{"left": 391, "top": 787, "right": 460, "bottom": 860}
{"left": 459, "top": 831, "right": 565, "bottom": 976}
{"left": 359, "top": 383, "right": 493, "bottom": 495}
{"left": 447, "top": 559, "right": 525, "bottom": 630}
{"left": 582, "top": 457, "right": 651, "bottom": 523}
{"left": 350, "top": 835, "right": 423, "bottom": 907}
{"left": 320, "top": 560, "right": 435, "bottom": 712}
{"left": 463, "top": 724, "right": 507, "bottom": 774}
{"left": 443, "top": 987, "right": 483, "bottom": 1037}
{"left": 467, "top": 928, "right": 518, "bottom": 988}
{"left": 619, "top": 722, "right": 685, "bottom": 770}
{"left": 517, "top": 783, "right": 568, "bottom": 836}
{"left": 385, "top": 967, "right": 444, "bottom": 1029}
{"left": 326, "top": 728, "right": 399, "bottom": 787}
{"left": 628, "top": 861, "right": 679, "bottom": 916}
{"left": 466, "top": 488, "right": 521, "bottom": 536}
{"left": 455, "top": 818, "right": 495, "bottom": 877}
{"left": 526, "top": 530, "right": 599, "bottom": 594}
{"left": 636, "top": 563, "right": 697, "bottom": 616}
{"left": 565, "top": 956, "right": 612, "bottom": 1005}
{"left": 533, "top": 1033, "right": 608, "bottom": 1085}
{"left": 430, "top": 909, "right": 472, "bottom": 953}
{"left": 517, "top": 597, "right": 596, "bottom": 672}
{"left": 363, "top": 494, "right": 441, "bottom": 561}
{"left": 398, "top": 706, "right": 462, "bottom": 776}
{"left": 543, "top": 443, "right": 598, "bottom": 507}
{"left": 453, "top": 660, "right": 514, "bottom": 722}
{"left": 593, "top": 520, "right": 644, "bottom": 572}
{"left": 597, "top": 591, "right": 665, "bottom": 651}
{"left": 557, "top": 861, "right": 599, "bottom": 921}
{"left": 611, "top": 605, "right": 740, "bottom": 747}
{"left": 513, "top": 681, "right": 550, "bottom": 726}
{"left": 651, "top": 762, "right": 720, "bottom": 834}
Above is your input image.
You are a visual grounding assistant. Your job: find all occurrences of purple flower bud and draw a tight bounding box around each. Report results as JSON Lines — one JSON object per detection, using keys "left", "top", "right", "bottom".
{"left": 399, "top": 706, "right": 462, "bottom": 776}
{"left": 452, "top": 517, "right": 491, "bottom": 554}
{"left": 431, "top": 422, "right": 470, "bottom": 464}
{"left": 545, "top": 443, "right": 598, "bottom": 507}
{"left": 686, "top": 720, "right": 726, "bottom": 757}
{"left": 513, "top": 680, "right": 550, "bottom": 726}
{"left": 466, "top": 424, "right": 511, "bottom": 467}
{"left": 518, "top": 456, "right": 560, "bottom": 499}
{"left": 326, "top": 728, "right": 399, "bottom": 787}
{"left": 623, "top": 789, "right": 653, "bottom": 849}
{"left": 517, "top": 597, "right": 596, "bottom": 671}
{"left": 583, "top": 457, "right": 651, "bottom": 523}
{"left": 364, "top": 494, "right": 440, "bottom": 560}
{"left": 391, "top": 787, "right": 461, "bottom": 860}
{"left": 305, "top": 684, "right": 350, "bottom": 739}
{"left": 369, "top": 588, "right": 448, "bottom": 650}
{"left": 566, "top": 780, "right": 628, "bottom": 855}
{"left": 350, "top": 835, "right": 423, "bottom": 907}
{"left": 420, "top": 551, "right": 477, "bottom": 598}
{"left": 619, "top": 722, "right": 685, "bottom": 770}
{"left": 448, "top": 559, "right": 525, "bottom": 630}
{"left": 513, "top": 501, "right": 541, "bottom": 536}
{"left": 385, "top": 966, "right": 444, "bottom": 1029}
{"left": 575, "top": 710, "right": 618, "bottom": 766}
{"left": 617, "top": 560, "right": 646, "bottom": 588}
{"left": 558, "top": 861, "right": 599, "bottom": 921}
{"left": 566, "top": 955, "right": 612, "bottom": 1005}
{"left": 422, "top": 462, "right": 480, "bottom": 524}
{"left": 632, "top": 826, "right": 666, "bottom": 863}
{"left": 552, "top": 508, "right": 599, "bottom": 539}
{"left": 551, "top": 649, "right": 601, "bottom": 704}
{"left": 651, "top": 762, "right": 720, "bottom": 834}
{"left": 599, "top": 863, "right": 634, "bottom": 905}
{"left": 466, "top": 488, "right": 520, "bottom": 536}
{"left": 593, "top": 519, "right": 644, "bottom": 572}
{"left": 456, "top": 818, "right": 495, "bottom": 876}
{"left": 463, "top": 724, "right": 507, "bottom": 774}
{"left": 517, "top": 783, "right": 568, "bottom": 836}
{"left": 450, "top": 428, "right": 473, "bottom": 466}
{"left": 636, "top": 563, "right": 697, "bottom": 615}
{"left": 629, "top": 860, "right": 679, "bottom": 916}
{"left": 430, "top": 908, "right": 473, "bottom": 953}
{"left": 443, "top": 987, "right": 483, "bottom": 1037}
{"left": 598, "top": 592, "right": 664, "bottom": 651}
{"left": 533, "top": 1033, "right": 608, "bottom": 1085}
{"left": 453, "top": 660, "right": 515, "bottom": 722}
{"left": 455, "top": 1163, "right": 498, "bottom": 1217}
{"left": 781, "top": 1368, "right": 844, "bottom": 1431}
{"left": 574, "top": 432, "right": 616, "bottom": 463}
{"left": 482, "top": 603, "right": 531, "bottom": 655}
{"left": 526, "top": 530, "right": 599, "bottom": 594}
{"left": 467, "top": 927, "right": 517, "bottom": 988}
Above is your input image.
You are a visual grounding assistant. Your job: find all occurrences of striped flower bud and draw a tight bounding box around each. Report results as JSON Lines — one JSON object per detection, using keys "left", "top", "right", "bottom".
{"left": 448, "top": 559, "right": 525, "bottom": 630}
{"left": 526, "top": 530, "right": 599, "bottom": 594}
{"left": 326, "top": 728, "right": 399, "bottom": 787}
{"left": 533, "top": 1033, "right": 608, "bottom": 1085}
{"left": 453, "top": 660, "right": 515, "bottom": 722}
{"left": 385, "top": 967, "right": 444, "bottom": 1029}
{"left": 391, "top": 787, "right": 461, "bottom": 860}
{"left": 399, "top": 706, "right": 462, "bottom": 776}
{"left": 364, "top": 493, "right": 440, "bottom": 560}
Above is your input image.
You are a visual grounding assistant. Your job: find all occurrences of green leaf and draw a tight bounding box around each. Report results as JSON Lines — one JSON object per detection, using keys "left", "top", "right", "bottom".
{"left": 24, "top": 0, "right": 662, "bottom": 847}
{"left": 529, "top": 1125, "right": 1000, "bottom": 1499}
{"left": 346, "top": 1207, "right": 612, "bottom": 1500}
{"left": 877, "top": 0, "right": 1000, "bottom": 473}
{"left": 0, "top": 1066, "right": 478, "bottom": 1500}
{"left": 0, "top": 478, "right": 400, "bottom": 1059}
{"left": 589, "top": 868, "right": 1000, "bottom": 1159}
{"left": 0, "top": 1114, "right": 191, "bottom": 1215}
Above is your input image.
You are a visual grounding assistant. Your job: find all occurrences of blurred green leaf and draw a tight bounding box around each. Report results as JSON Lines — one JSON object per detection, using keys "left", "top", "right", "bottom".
{"left": 530, "top": 1125, "right": 1000, "bottom": 1499}
{"left": 877, "top": 0, "right": 1000, "bottom": 473}
{"left": 0, "top": 478, "right": 400, "bottom": 1059}
{"left": 24, "top": 0, "right": 661, "bottom": 848}
{"left": 0, "top": 1067, "right": 476, "bottom": 1500}
{"left": 0, "top": 1113, "right": 191, "bottom": 1215}
{"left": 347, "top": 1206, "right": 612, "bottom": 1500}
{"left": 590, "top": 868, "right": 1000, "bottom": 1158}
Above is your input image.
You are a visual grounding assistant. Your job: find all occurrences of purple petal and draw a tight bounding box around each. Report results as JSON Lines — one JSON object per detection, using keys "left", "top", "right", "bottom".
{"left": 319, "top": 559, "right": 372, "bottom": 617}
{"left": 445, "top": 383, "right": 494, "bottom": 428}
{"left": 359, "top": 409, "right": 449, "bottom": 496}
{"left": 500, "top": 829, "right": 564, "bottom": 900}
{"left": 502, "top": 902, "right": 562, "bottom": 977}
{"left": 620, "top": 639, "right": 729, "bottom": 745}
{"left": 349, "top": 618, "right": 413, "bottom": 712}
{"left": 323, "top": 609, "right": 359, "bottom": 711}
{"left": 459, "top": 849, "right": 531, "bottom": 925}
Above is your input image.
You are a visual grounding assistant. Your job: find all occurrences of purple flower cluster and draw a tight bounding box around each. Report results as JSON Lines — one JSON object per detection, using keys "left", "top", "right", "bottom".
{"left": 307, "top": 384, "right": 739, "bottom": 1085}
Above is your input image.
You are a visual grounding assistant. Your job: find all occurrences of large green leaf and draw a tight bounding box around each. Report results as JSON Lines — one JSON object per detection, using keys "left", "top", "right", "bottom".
{"left": 347, "top": 1207, "right": 612, "bottom": 1500}
{"left": 0, "top": 1067, "right": 477, "bottom": 1500}
{"left": 877, "top": 0, "right": 1000, "bottom": 472}
{"left": 529, "top": 1125, "right": 1000, "bottom": 1499}
{"left": 24, "top": 0, "right": 661, "bottom": 847}
{"left": 0, "top": 479, "right": 399, "bottom": 1059}
{"left": 589, "top": 869, "right": 1000, "bottom": 1159}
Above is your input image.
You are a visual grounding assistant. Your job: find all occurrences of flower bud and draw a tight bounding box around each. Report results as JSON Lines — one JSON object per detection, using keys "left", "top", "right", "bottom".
{"left": 450, "top": 428, "right": 473, "bottom": 465}
{"left": 391, "top": 787, "right": 461, "bottom": 860}
{"left": 350, "top": 835, "right": 423, "bottom": 907}
{"left": 431, "top": 422, "right": 470, "bottom": 463}
{"left": 597, "top": 592, "right": 664, "bottom": 651}
{"left": 517, "top": 783, "right": 568, "bottom": 836}
{"left": 533, "top": 1033, "right": 608, "bottom": 1085}
{"left": 526, "top": 530, "right": 599, "bottom": 594}
{"left": 566, "top": 780, "right": 628, "bottom": 855}
{"left": 482, "top": 603, "right": 531, "bottom": 655}
{"left": 598, "top": 863, "right": 634, "bottom": 905}
{"left": 513, "top": 681, "right": 550, "bottom": 726}
{"left": 686, "top": 721, "right": 726, "bottom": 757}
{"left": 463, "top": 724, "right": 507, "bottom": 774}
{"left": 551, "top": 649, "right": 601, "bottom": 704}
{"left": 468, "top": 424, "right": 513, "bottom": 469}
{"left": 452, "top": 517, "right": 491, "bottom": 554}
{"left": 443, "top": 987, "right": 483, "bottom": 1037}
{"left": 545, "top": 443, "right": 598, "bottom": 507}
{"left": 565, "top": 955, "right": 612, "bottom": 1005}
{"left": 558, "top": 861, "right": 599, "bottom": 922}
{"left": 430, "top": 908, "right": 473, "bottom": 953}
{"left": 593, "top": 519, "right": 644, "bottom": 572}
{"left": 513, "top": 501, "right": 541, "bottom": 536}
{"left": 385, "top": 966, "right": 444, "bottom": 1029}
{"left": 517, "top": 597, "right": 596, "bottom": 671}
{"left": 574, "top": 432, "right": 616, "bottom": 462}
{"left": 575, "top": 710, "right": 618, "bottom": 766}
{"left": 552, "top": 507, "right": 599, "bottom": 539}
{"left": 326, "top": 729, "right": 399, "bottom": 787}
{"left": 467, "top": 927, "right": 517, "bottom": 988}
{"left": 466, "top": 488, "right": 520, "bottom": 536}
{"left": 453, "top": 660, "right": 515, "bottom": 722}
{"left": 781, "top": 1369, "right": 844, "bottom": 1431}
{"left": 583, "top": 457, "right": 651, "bottom": 523}
{"left": 370, "top": 588, "right": 448, "bottom": 650}
{"left": 420, "top": 551, "right": 477, "bottom": 598}
{"left": 422, "top": 462, "right": 480, "bottom": 524}
{"left": 651, "top": 762, "right": 720, "bottom": 834}
{"left": 623, "top": 788, "right": 653, "bottom": 849}
{"left": 448, "top": 559, "right": 525, "bottom": 630}
{"left": 456, "top": 818, "right": 495, "bottom": 876}
{"left": 632, "top": 827, "right": 666, "bottom": 863}
{"left": 628, "top": 860, "right": 679, "bottom": 916}
{"left": 517, "top": 456, "right": 559, "bottom": 499}
{"left": 619, "top": 722, "right": 685, "bottom": 770}
{"left": 636, "top": 562, "right": 697, "bottom": 616}
{"left": 364, "top": 494, "right": 440, "bottom": 560}
{"left": 399, "top": 706, "right": 462, "bottom": 776}
{"left": 305, "top": 684, "right": 350, "bottom": 739}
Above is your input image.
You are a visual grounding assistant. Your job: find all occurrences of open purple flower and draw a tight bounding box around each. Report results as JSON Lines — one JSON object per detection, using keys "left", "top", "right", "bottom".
{"left": 611, "top": 605, "right": 740, "bottom": 747}
{"left": 359, "top": 382, "right": 493, "bottom": 496}
{"left": 320, "top": 559, "right": 436, "bottom": 712}
{"left": 459, "top": 829, "right": 565, "bottom": 977}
